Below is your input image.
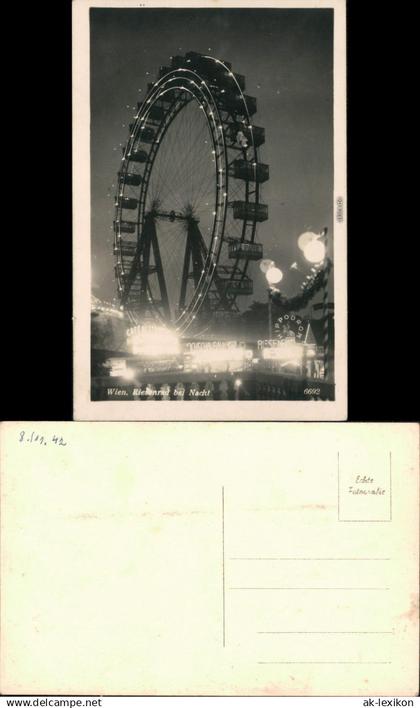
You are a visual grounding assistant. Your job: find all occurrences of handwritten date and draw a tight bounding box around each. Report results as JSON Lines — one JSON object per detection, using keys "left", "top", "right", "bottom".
{"left": 19, "top": 431, "right": 67, "bottom": 447}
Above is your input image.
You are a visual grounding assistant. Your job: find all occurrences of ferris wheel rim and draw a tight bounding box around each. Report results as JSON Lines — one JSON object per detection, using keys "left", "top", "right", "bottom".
{"left": 113, "top": 52, "right": 268, "bottom": 333}
{"left": 117, "top": 72, "right": 228, "bottom": 330}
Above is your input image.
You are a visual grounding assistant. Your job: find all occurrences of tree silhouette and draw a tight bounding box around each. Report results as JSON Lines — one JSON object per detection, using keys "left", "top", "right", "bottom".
{"left": 240, "top": 300, "right": 269, "bottom": 339}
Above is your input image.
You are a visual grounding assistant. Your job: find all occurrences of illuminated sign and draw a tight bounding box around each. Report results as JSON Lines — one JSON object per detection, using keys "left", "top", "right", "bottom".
{"left": 184, "top": 340, "right": 245, "bottom": 351}
{"left": 188, "top": 348, "right": 252, "bottom": 363}
{"left": 262, "top": 342, "right": 303, "bottom": 361}
{"left": 183, "top": 340, "right": 251, "bottom": 372}
{"left": 105, "top": 358, "right": 134, "bottom": 380}
{"left": 127, "top": 325, "right": 180, "bottom": 357}
{"left": 274, "top": 313, "right": 307, "bottom": 341}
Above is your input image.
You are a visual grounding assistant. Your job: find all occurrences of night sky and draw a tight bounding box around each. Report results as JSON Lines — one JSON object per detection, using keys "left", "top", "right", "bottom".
{"left": 90, "top": 7, "right": 333, "bottom": 308}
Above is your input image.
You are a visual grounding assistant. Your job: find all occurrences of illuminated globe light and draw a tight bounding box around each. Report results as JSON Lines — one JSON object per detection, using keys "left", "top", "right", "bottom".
{"left": 302, "top": 238, "right": 326, "bottom": 264}
{"left": 266, "top": 266, "right": 283, "bottom": 284}
{"left": 297, "top": 231, "right": 318, "bottom": 252}
{"left": 259, "top": 258, "right": 275, "bottom": 274}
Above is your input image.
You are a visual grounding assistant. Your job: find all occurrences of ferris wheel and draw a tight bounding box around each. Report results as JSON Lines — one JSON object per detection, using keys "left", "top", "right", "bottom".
{"left": 113, "top": 51, "right": 269, "bottom": 334}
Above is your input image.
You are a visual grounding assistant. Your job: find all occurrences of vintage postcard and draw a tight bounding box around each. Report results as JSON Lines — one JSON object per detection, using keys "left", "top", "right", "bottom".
{"left": 1, "top": 422, "right": 418, "bottom": 695}
{"left": 73, "top": 0, "right": 347, "bottom": 420}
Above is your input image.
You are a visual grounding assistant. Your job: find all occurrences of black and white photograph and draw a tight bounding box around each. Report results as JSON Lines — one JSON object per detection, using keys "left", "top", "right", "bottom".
{"left": 73, "top": 0, "right": 347, "bottom": 420}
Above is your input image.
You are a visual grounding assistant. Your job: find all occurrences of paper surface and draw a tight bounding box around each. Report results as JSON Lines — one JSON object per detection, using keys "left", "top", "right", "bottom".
{"left": 1, "top": 422, "right": 418, "bottom": 695}
{"left": 73, "top": 0, "right": 347, "bottom": 421}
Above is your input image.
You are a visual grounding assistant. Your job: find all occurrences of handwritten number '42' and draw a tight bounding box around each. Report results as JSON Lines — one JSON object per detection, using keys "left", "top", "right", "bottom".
{"left": 52, "top": 435, "right": 67, "bottom": 446}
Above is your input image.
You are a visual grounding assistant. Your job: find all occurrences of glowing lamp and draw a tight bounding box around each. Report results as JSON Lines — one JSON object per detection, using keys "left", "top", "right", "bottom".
{"left": 303, "top": 239, "right": 326, "bottom": 264}
{"left": 298, "top": 231, "right": 318, "bottom": 251}
{"left": 259, "top": 258, "right": 275, "bottom": 274}
{"left": 266, "top": 266, "right": 283, "bottom": 284}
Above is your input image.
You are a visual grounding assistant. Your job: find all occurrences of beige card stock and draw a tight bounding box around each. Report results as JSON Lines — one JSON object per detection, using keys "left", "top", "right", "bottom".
{"left": 73, "top": 0, "right": 347, "bottom": 422}
{"left": 1, "top": 423, "right": 418, "bottom": 695}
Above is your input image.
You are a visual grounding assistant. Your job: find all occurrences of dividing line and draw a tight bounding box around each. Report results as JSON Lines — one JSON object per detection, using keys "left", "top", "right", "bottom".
{"left": 389, "top": 451, "right": 392, "bottom": 521}
{"left": 222, "top": 486, "right": 225, "bottom": 648}
{"left": 258, "top": 661, "right": 391, "bottom": 665}
{"left": 229, "top": 558, "right": 390, "bottom": 561}
{"left": 230, "top": 587, "right": 389, "bottom": 591}
{"left": 258, "top": 631, "right": 393, "bottom": 635}
{"left": 337, "top": 450, "right": 340, "bottom": 520}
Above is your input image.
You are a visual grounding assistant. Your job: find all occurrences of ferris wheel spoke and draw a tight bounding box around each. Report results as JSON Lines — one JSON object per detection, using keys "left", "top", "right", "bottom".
{"left": 149, "top": 118, "right": 194, "bottom": 209}
{"left": 191, "top": 170, "right": 218, "bottom": 213}
{"left": 189, "top": 173, "right": 215, "bottom": 218}
{"left": 148, "top": 148, "right": 187, "bottom": 211}
{"left": 149, "top": 170, "right": 184, "bottom": 212}
{"left": 167, "top": 108, "right": 209, "bottom": 202}
{"left": 151, "top": 103, "right": 214, "bottom": 218}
